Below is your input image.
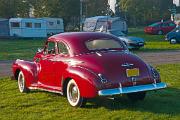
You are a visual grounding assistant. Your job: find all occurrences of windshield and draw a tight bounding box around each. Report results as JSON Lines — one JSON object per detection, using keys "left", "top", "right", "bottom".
{"left": 109, "top": 30, "right": 125, "bottom": 37}
{"left": 85, "top": 38, "right": 124, "bottom": 51}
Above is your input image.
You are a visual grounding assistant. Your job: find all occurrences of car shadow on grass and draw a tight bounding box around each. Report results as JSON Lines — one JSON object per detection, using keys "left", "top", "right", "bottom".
{"left": 85, "top": 88, "right": 180, "bottom": 116}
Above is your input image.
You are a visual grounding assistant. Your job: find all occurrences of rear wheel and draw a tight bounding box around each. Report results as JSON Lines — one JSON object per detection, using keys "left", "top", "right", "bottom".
{"left": 18, "top": 71, "right": 29, "bottom": 93}
{"left": 66, "top": 79, "right": 86, "bottom": 107}
{"left": 170, "top": 38, "right": 177, "bottom": 44}
{"left": 127, "top": 92, "right": 146, "bottom": 102}
{"left": 158, "top": 30, "right": 163, "bottom": 35}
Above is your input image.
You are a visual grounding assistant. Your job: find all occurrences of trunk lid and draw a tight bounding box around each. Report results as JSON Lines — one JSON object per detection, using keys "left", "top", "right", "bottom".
{"left": 74, "top": 51, "right": 153, "bottom": 89}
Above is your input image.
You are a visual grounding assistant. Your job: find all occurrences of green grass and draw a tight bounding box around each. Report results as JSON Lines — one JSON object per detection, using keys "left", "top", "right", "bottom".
{"left": 0, "top": 28, "right": 180, "bottom": 60}
{"left": 0, "top": 39, "right": 45, "bottom": 60}
{"left": 0, "top": 64, "right": 180, "bottom": 120}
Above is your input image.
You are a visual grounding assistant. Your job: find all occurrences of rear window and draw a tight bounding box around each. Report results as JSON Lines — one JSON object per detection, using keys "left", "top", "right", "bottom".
{"left": 169, "top": 22, "right": 175, "bottom": 27}
{"left": 86, "top": 39, "right": 123, "bottom": 51}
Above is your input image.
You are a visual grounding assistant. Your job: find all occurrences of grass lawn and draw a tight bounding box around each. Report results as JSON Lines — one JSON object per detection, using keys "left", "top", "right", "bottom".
{"left": 0, "top": 39, "right": 45, "bottom": 60}
{"left": 0, "top": 64, "right": 180, "bottom": 120}
{"left": 0, "top": 28, "right": 180, "bottom": 60}
{"left": 129, "top": 28, "right": 180, "bottom": 52}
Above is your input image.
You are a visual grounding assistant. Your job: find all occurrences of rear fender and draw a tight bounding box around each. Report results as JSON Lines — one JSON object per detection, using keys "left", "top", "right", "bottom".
{"left": 12, "top": 59, "right": 38, "bottom": 87}
{"left": 63, "top": 66, "right": 100, "bottom": 98}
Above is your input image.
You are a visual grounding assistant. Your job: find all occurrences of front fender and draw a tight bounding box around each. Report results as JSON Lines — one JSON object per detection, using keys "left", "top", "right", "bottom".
{"left": 12, "top": 59, "right": 38, "bottom": 87}
{"left": 63, "top": 66, "right": 101, "bottom": 98}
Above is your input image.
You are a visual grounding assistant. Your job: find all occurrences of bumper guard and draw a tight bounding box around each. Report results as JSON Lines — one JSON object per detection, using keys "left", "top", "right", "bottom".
{"left": 98, "top": 82, "right": 167, "bottom": 96}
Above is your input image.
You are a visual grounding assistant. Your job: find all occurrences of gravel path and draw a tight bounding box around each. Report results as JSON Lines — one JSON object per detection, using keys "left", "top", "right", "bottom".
{"left": 0, "top": 50, "right": 180, "bottom": 78}
{"left": 136, "top": 50, "right": 180, "bottom": 65}
{"left": 0, "top": 60, "right": 14, "bottom": 78}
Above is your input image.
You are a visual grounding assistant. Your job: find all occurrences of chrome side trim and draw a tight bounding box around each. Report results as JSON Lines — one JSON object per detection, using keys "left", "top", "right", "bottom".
{"left": 29, "top": 87, "right": 63, "bottom": 95}
{"left": 121, "top": 63, "right": 134, "bottom": 67}
{"left": 98, "top": 82, "right": 167, "bottom": 96}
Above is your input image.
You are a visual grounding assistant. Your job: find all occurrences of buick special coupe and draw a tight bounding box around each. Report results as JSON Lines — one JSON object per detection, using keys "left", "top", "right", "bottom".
{"left": 12, "top": 32, "right": 167, "bottom": 107}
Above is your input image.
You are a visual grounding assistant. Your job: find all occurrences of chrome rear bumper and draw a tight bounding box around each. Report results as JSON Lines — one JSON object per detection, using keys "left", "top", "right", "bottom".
{"left": 98, "top": 82, "right": 167, "bottom": 96}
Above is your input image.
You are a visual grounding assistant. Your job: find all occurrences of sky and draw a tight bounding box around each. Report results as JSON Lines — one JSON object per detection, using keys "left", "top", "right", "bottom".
{"left": 173, "top": 0, "right": 180, "bottom": 6}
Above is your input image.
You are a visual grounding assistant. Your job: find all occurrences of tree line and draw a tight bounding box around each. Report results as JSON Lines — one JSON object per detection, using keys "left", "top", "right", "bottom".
{"left": 119, "top": 0, "right": 174, "bottom": 26}
{"left": 0, "top": 0, "right": 177, "bottom": 29}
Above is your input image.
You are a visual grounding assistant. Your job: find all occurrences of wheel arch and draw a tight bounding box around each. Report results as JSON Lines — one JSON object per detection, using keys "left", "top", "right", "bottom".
{"left": 14, "top": 68, "right": 21, "bottom": 80}
{"left": 62, "top": 66, "right": 99, "bottom": 98}
{"left": 12, "top": 60, "right": 38, "bottom": 87}
{"left": 62, "top": 77, "right": 72, "bottom": 96}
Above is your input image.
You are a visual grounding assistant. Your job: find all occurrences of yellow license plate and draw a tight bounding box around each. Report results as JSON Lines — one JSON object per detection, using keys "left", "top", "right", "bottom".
{"left": 126, "top": 68, "right": 139, "bottom": 77}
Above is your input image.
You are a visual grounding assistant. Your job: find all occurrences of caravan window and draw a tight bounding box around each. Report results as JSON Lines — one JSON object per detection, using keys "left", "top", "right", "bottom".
{"left": 11, "top": 22, "right": 20, "bottom": 28}
{"left": 25, "top": 22, "right": 32, "bottom": 28}
{"left": 57, "top": 20, "right": 60, "bottom": 24}
{"left": 35, "top": 23, "right": 41, "bottom": 28}
{"left": 49, "top": 22, "right": 54, "bottom": 26}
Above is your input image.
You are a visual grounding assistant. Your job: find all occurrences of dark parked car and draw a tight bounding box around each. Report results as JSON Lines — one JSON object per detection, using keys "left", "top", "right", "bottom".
{"left": 144, "top": 21, "right": 176, "bottom": 35}
{"left": 165, "top": 26, "right": 180, "bottom": 44}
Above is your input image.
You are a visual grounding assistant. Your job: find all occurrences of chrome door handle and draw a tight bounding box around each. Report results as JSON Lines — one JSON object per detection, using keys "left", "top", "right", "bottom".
{"left": 42, "top": 57, "right": 47, "bottom": 60}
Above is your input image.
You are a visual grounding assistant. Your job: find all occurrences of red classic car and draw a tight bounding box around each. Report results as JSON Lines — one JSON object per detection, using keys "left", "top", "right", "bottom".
{"left": 12, "top": 32, "right": 167, "bottom": 107}
{"left": 144, "top": 21, "right": 176, "bottom": 35}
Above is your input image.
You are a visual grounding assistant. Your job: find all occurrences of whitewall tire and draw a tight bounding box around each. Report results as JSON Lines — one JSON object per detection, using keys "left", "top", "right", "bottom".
{"left": 66, "top": 79, "right": 86, "bottom": 107}
{"left": 18, "top": 71, "right": 29, "bottom": 93}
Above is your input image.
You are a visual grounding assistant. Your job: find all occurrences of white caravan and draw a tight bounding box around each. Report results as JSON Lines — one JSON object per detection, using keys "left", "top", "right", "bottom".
{"left": 9, "top": 18, "right": 64, "bottom": 38}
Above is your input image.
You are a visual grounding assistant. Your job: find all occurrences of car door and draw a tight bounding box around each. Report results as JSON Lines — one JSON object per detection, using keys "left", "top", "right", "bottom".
{"left": 52, "top": 41, "right": 70, "bottom": 88}
{"left": 162, "top": 23, "right": 169, "bottom": 33}
{"left": 38, "top": 41, "right": 60, "bottom": 90}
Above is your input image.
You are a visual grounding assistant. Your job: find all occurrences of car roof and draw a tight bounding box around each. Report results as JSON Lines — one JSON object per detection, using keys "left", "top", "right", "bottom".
{"left": 48, "top": 32, "right": 116, "bottom": 42}
{"left": 48, "top": 32, "right": 125, "bottom": 55}
{"left": 155, "top": 21, "right": 174, "bottom": 24}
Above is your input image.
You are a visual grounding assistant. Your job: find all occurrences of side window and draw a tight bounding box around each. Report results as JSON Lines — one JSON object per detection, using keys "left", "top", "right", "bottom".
{"left": 58, "top": 42, "right": 69, "bottom": 55}
{"left": 162, "top": 23, "right": 168, "bottom": 27}
{"left": 45, "top": 42, "right": 56, "bottom": 54}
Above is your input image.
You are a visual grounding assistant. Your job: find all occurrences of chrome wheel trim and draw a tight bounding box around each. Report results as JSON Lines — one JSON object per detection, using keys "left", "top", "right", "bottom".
{"left": 170, "top": 39, "right": 177, "bottom": 44}
{"left": 67, "top": 79, "right": 80, "bottom": 106}
{"left": 18, "top": 71, "right": 25, "bottom": 93}
{"left": 158, "top": 31, "right": 163, "bottom": 35}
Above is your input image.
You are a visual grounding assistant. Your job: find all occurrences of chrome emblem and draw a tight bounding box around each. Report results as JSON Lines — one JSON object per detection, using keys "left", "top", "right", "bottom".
{"left": 121, "top": 63, "right": 134, "bottom": 67}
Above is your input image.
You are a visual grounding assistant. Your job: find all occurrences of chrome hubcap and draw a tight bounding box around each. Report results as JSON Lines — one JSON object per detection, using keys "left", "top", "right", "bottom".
{"left": 171, "top": 39, "right": 176, "bottom": 44}
{"left": 158, "top": 31, "right": 162, "bottom": 35}
{"left": 69, "top": 84, "right": 78, "bottom": 103}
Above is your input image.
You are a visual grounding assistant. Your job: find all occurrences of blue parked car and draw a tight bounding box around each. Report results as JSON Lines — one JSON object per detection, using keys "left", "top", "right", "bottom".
{"left": 165, "top": 27, "right": 180, "bottom": 44}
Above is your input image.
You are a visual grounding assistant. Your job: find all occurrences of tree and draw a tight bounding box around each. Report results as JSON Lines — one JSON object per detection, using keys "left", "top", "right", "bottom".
{"left": 85, "top": 0, "right": 108, "bottom": 17}
{"left": 119, "top": 0, "right": 173, "bottom": 26}
{"left": 0, "top": 0, "right": 30, "bottom": 18}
